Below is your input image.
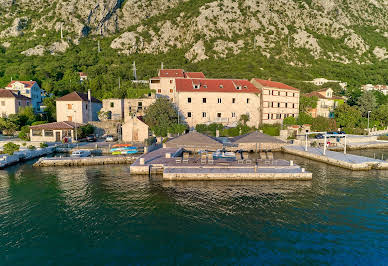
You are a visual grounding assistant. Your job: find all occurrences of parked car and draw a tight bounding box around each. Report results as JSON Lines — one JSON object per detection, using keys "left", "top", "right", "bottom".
{"left": 315, "top": 134, "right": 325, "bottom": 139}
{"left": 105, "top": 135, "right": 116, "bottom": 142}
{"left": 338, "top": 131, "right": 346, "bottom": 134}
{"left": 86, "top": 135, "right": 97, "bottom": 142}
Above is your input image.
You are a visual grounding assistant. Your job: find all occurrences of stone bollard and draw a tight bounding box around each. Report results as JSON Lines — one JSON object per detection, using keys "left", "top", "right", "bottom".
{"left": 166, "top": 153, "right": 171, "bottom": 158}
{"left": 140, "top": 158, "right": 145, "bottom": 165}
{"left": 290, "top": 160, "right": 294, "bottom": 166}
{"left": 301, "top": 168, "right": 305, "bottom": 173}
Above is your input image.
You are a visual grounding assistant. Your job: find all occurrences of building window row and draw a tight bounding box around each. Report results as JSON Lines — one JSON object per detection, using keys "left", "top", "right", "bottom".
{"left": 268, "top": 90, "right": 298, "bottom": 97}
{"left": 266, "top": 113, "right": 296, "bottom": 120}
{"left": 187, "top": 112, "right": 240, "bottom": 119}
{"left": 269, "top": 102, "right": 298, "bottom": 108}
{"left": 187, "top": 97, "right": 249, "bottom": 104}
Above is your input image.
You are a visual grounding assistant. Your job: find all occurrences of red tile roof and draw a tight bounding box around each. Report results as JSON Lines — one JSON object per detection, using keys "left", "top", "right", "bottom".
{"left": 185, "top": 72, "right": 206, "bottom": 79}
{"left": 176, "top": 79, "right": 260, "bottom": 94}
{"left": 79, "top": 72, "right": 87, "bottom": 77}
{"left": 56, "top": 92, "right": 102, "bottom": 103}
{"left": 159, "top": 69, "right": 185, "bottom": 78}
{"left": 0, "top": 89, "right": 31, "bottom": 100}
{"left": 252, "top": 79, "right": 299, "bottom": 91}
{"left": 30, "top": 121, "right": 84, "bottom": 130}
{"left": 6, "top": 80, "right": 38, "bottom": 89}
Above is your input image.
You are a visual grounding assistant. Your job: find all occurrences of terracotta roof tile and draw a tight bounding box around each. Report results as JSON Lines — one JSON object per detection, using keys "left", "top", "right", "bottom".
{"left": 176, "top": 78, "right": 260, "bottom": 93}
{"left": 185, "top": 72, "right": 206, "bottom": 79}
{"left": 252, "top": 79, "right": 299, "bottom": 91}
{"left": 7, "top": 80, "right": 37, "bottom": 88}
{"left": 159, "top": 69, "right": 185, "bottom": 78}
{"left": 30, "top": 121, "right": 84, "bottom": 130}
{"left": 56, "top": 92, "right": 102, "bottom": 103}
{"left": 0, "top": 89, "right": 31, "bottom": 100}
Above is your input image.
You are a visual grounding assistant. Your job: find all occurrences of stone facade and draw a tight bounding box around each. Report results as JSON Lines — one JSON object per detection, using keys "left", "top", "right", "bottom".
{"left": 176, "top": 91, "right": 261, "bottom": 128}
{"left": 100, "top": 99, "right": 124, "bottom": 121}
{"left": 251, "top": 79, "right": 300, "bottom": 125}
{"left": 122, "top": 117, "right": 151, "bottom": 143}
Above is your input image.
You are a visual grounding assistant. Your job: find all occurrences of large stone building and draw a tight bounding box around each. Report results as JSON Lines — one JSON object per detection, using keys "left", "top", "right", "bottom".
{"left": 100, "top": 93, "right": 156, "bottom": 122}
{"left": 149, "top": 69, "right": 206, "bottom": 100}
{"left": 121, "top": 116, "right": 151, "bottom": 143}
{"left": 56, "top": 90, "right": 102, "bottom": 123}
{"left": 305, "top": 88, "right": 344, "bottom": 118}
{"left": 29, "top": 121, "right": 82, "bottom": 142}
{"left": 0, "top": 89, "right": 31, "bottom": 117}
{"left": 5, "top": 81, "right": 43, "bottom": 111}
{"left": 305, "top": 78, "right": 347, "bottom": 90}
{"left": 251, "top": 79, "right": 300, "bottom": 124}
{"left": 175, "top": 78, "right": 261, "bottom": 128}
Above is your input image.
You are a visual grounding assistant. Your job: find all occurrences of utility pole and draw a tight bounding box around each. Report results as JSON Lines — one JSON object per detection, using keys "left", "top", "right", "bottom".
{"left": 161, "top": 62, "right": 164, "bottom": 70}
{"left": 288, "top": 36, "right": 290, "bottom": 49}
{"left": 118, "top": 77, "right": 121, "bottom": 90}
{"left": 98, "top": 41, "right": 101, "bottom": 53}
{"left": 60, "top": 23, "right": 63, "bottom": 40}
{"left": 133, "top": 61, "right": 137, "bottom": 80}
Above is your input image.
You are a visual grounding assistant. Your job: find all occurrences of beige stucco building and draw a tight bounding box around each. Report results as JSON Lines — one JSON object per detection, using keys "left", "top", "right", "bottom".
{"left": 100, "top": 99, "right": 124, "bottom": 121}
{"left": 56, "top": 91, "right": 102, "bottom": 123}
{"left": 5, "top": 81, "right": 43, "bottom": 111}
{"left": 121, "top": 117, "right": 151, "bottom": 143}
{"left": 29, "top": 121, "right": 82, "bottom": 142}
{"left": 0, "top": 89, "right": 31, "bottom": 117}
{"left": 149, "top": 69, "right": 206, "bottom": 100}
{"left": 251, "top": 79, "right": 300, "bottom": 125}
{"left": 175, "top": 79, "right": 261, "bottom": 128}
{"left": 305, "top": 88, "right": 343, "bottom": 118}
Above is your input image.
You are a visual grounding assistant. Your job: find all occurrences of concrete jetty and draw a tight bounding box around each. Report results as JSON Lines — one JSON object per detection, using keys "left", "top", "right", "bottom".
{"left": 283, "top": 145, "right": 388, "bottom": 170}
{"left": 34, "top": 155, "right": 138, "bottom": 167}
{"left": 130, "top": 148, "right": 312, "bottom": 180}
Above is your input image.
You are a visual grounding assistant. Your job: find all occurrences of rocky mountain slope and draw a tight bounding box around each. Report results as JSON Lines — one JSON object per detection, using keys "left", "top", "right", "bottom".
{"left": 1, "top": 0, "right": 388, "bottom": 65}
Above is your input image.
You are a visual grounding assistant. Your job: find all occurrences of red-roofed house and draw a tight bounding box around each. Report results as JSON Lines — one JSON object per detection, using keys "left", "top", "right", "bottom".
{"left": 149, "top": 69, "right": 206, "bottom": 100}
{"left": 56, "top": 90, "right": 102, "bottom": 123}
{"left": 0, "top": 89, "right": 31, "bottom": 117}
{"left": 5, "top": 80, "right": 43, "bottom": 111}
{"left": 29, "top": 121, "right": 84, "bottom": 142}
{"left": 304, "top": 88, "right": 344, "bottom": 118}
{"left": 251, "top": 79, "right": 300, "bottom": 124}
{"left": 175, "top": 78, "right": 261, "bottom": 128}
{"left": 79, "top": 72, "right": 88, "bottom": 82}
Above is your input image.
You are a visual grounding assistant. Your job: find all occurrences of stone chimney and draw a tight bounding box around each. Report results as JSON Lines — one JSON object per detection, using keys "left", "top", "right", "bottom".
{"left": 88, "top": 89, "right": 91, "bottom": 102}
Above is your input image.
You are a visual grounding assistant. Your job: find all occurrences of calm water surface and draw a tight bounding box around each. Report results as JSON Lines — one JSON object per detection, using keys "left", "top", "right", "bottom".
{"left": 0, "top": 152, "right": 387, "bottom": 265}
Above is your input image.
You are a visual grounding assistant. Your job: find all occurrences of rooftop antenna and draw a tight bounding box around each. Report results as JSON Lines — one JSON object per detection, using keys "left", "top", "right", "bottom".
{"left": 133, "top": 61, "right": 137, "bottom": 80}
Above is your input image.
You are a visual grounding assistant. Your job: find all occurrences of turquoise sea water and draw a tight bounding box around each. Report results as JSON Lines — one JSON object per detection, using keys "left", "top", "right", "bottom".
{"left": 0, "top": 152, "right": 387, "bottom": 265}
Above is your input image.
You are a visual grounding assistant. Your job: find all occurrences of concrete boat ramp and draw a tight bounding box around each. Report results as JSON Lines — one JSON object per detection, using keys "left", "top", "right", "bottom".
{"left": 130, "top": 148, "right": 312, "bottom": 181}
{"left": 283, "top": 145, "right": 388, "bottom": 171}
{"left": 34, "top": 155, "right": 138, "bottom": 167}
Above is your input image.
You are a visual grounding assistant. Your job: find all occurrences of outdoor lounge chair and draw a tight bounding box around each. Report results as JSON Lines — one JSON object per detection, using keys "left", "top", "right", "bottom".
{"left": 207, "top": 153, "right": 214, "bottom": 164}
{"left": 182, "top": 152, "right": 189, "bottom": 163}
{"left": 176, "top": 158, "right": 182, "bottom": 164}
{"left": 266, "top": 152, "right": 274, "bottom": 160}
{"left": 259, "top": 152, "right": 267, "bottom": 160}
{"left": 245, "top": 159, "right": 252, "bottom": 164}
{"left": 236, "top": 153, "right": 244, "bottom": 164}
{"left": 201, "top": 154, "right": 207, "bottom": 164}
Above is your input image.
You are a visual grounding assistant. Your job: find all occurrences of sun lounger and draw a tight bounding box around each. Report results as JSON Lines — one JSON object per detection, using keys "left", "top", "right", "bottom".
{"left": 236, "top": 152, "right": 244, "bottom": 164}
{"left": 259, "top": 152, "right": 267, "bottom": 160}
{"left": 245, "top": 159, "right": 252, "bottom": 164}
{"left": 176, "top": 158, "right": 182, "bottom": 164}
{"left": 266, "top": 152, "right": 274, "bottom": 160}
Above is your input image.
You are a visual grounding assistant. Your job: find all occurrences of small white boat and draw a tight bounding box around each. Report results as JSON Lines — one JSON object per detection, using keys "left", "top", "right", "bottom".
{"left": 213, "top": 149, "right": 236, "bottom": 159}
{"left": 71, "top": 150, "right": 91, "bottom": 158}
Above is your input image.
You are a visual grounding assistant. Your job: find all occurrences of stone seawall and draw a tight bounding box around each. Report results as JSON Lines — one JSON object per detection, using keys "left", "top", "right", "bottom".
{"left": 34, "top": 155, "right": 138, "bottom": 167}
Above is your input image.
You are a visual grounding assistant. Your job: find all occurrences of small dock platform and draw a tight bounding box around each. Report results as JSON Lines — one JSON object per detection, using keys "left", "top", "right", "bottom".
{"left": 34, "top": 155, "right": 139, "bottom": 167}
{"left": 130, "top": 148, "right": 312, "bottom": 181}
{"left": 283, "top": 145, "right": 388, "bottom": 171}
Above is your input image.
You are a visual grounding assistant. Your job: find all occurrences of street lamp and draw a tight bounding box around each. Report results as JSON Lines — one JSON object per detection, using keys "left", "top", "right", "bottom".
{"left": 367, "top": 110, "right": 371, "bottom": 135}
{"left": 73, "top": 109, "right": 77, "bottom": 141}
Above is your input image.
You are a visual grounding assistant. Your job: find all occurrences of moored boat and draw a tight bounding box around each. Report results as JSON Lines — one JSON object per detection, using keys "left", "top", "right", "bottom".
{"left": 71, "top": 150, "right": 91, "bottom": 158}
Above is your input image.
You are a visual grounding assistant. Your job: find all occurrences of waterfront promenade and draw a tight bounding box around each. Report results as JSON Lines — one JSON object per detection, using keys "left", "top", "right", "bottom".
{"left": 283, "top": 145, "right": 388, "bottom": 170}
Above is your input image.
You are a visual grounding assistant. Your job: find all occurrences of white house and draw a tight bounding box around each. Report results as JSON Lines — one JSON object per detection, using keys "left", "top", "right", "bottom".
{"left": 5, "top": 81, "right": 43, "bottom": 111}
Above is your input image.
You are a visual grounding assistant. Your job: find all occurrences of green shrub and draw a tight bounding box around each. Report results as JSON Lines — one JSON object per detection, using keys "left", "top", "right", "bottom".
{"left": 144, "top": 136, "right": 156, "bottom": 146}
{"left": 18, "top": 125, "right": 30, "bottom": 141}
{"left": 27, "top": 145, "right": 36, "bottom": 150}
{"left": 40, "top": 142, "right": 48, "bottom": 148}
{"left": 195, "top": 124, "right": 208, "bottom": 133}
{"left": 3, "top": 142, "right": 20, "bottom": 155}
{"left": 260, "top": 124, "right": 281, "bottom": 136}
